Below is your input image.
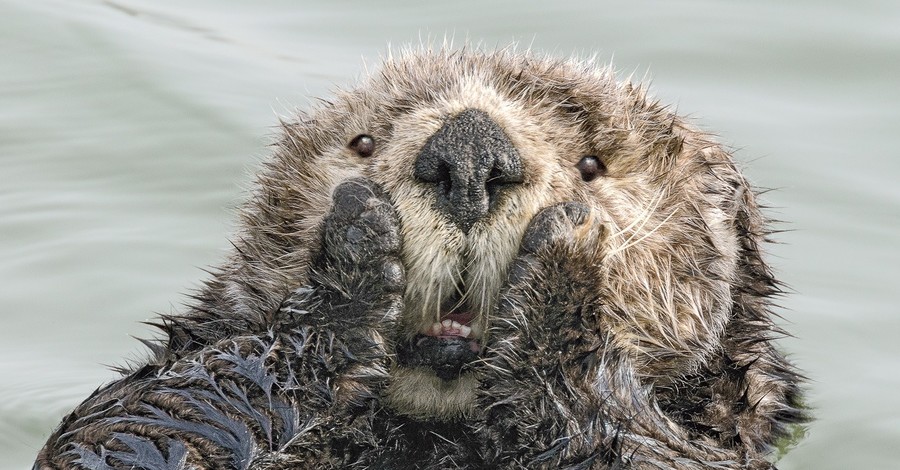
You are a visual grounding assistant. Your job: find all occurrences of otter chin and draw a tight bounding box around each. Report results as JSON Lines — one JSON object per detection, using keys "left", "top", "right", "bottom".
{"left": 390, "top": 308, "right": 484, "bottom": 417}
{"left": 35, "top": 47, "right": 806, "bottom": 469}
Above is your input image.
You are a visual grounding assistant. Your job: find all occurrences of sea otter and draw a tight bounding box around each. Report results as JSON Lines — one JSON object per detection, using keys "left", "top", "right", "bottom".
{"left": 35, "top": 48, "right": 806, "bottom": 469}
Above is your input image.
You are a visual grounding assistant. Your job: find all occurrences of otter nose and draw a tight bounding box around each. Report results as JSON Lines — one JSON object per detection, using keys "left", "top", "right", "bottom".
{"left": 414, "top": 108, "right": 524, "bottom": 233}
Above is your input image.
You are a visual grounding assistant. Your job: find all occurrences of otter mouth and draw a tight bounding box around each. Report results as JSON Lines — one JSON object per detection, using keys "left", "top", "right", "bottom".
{"left": 396, "top": 293, "right": 484, "bottom": 381}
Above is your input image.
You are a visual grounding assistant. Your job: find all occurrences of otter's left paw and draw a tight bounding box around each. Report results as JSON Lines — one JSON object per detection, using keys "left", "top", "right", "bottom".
{"left": 518, "top": 202, "right": 590, "bottom": 253}
{"left": 484, "top": 202, "right": 607, "bottom": 373}
{"left": 505, "top": 201, "right": 605, "bottom": 301}
{"left": 475, "top": 203, "right": 610, "bottom": 467}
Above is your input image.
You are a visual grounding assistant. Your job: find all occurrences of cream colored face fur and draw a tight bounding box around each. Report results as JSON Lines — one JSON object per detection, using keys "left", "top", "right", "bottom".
{"left": 372, "top": 80, "right": 578, "bottom": 417}
{"left": 270, "top": 51, "right": 748, "bottom": 419}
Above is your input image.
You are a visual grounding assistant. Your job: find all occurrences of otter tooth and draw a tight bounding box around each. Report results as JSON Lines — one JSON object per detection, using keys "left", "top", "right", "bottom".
{"left": 423, "top": 320, "right": 473, "bottom": 338}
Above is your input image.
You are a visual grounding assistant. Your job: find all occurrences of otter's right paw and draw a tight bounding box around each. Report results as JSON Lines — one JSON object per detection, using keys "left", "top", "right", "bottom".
{"left": 321, "top": 178, "right": 402, "bottom": 269}
{"left": 300, "top": 178, "right": 405, "bottom": 331}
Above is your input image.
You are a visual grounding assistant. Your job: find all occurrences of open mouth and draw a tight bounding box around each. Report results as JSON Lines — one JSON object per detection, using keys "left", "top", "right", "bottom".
{"left": 396, "top": 292, "right": 484, "bottom": 381}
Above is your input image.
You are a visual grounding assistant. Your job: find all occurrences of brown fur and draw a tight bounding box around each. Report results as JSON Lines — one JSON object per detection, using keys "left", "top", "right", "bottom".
{"left": 36, "top": 47, "right": 806, "bottom": 469}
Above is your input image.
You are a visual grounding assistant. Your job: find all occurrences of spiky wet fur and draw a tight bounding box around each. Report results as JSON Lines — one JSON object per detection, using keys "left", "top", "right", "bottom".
{"left": 36, "top": 47, "right": 806, "bottom": 469}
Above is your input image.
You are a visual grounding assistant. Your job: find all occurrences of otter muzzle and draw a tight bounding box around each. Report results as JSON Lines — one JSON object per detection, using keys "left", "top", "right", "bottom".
{"left": 414, "top": 108, "right": 524, "bottom": 233}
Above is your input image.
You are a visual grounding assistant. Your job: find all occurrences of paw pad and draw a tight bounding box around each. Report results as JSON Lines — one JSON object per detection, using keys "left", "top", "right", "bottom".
{"left": 324, "top": 178, "right": 400, "bottom": 262}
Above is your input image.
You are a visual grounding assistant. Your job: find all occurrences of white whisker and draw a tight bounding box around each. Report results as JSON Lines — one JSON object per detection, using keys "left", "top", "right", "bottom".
{"left": 610, "top": 189, "right": 665, "bottom": 243}
{"left": 607, "top": 207, "right": 679, "bottom": 258}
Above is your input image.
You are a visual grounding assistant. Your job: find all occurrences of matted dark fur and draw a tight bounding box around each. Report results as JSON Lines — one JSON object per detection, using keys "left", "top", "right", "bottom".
{"left": 35, "top": 48, "right": 806, "bottom": 469}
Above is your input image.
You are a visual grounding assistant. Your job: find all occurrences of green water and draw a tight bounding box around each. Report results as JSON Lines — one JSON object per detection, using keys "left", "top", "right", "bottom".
{"left": 2, "top": 1, "right": 898, "bottom": 468}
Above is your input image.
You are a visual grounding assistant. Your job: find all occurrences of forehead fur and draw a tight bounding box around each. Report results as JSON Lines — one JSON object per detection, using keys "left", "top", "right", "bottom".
{"left": 272, "top": 47, "right": 722, "bottom": 195}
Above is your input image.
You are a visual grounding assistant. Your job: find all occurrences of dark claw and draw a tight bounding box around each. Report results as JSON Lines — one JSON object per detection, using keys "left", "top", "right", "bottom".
{"left": 381, "top": 259, "right": 405, "bottom": 294}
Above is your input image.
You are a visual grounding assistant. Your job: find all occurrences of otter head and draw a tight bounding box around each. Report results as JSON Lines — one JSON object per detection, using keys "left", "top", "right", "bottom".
{"left": 246, "top": 49, "right": 761, "bottom": 420}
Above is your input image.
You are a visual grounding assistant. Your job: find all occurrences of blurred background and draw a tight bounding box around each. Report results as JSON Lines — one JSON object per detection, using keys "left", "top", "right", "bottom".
{"left": 2, "top": 1, "right": 897, "bottom": 468}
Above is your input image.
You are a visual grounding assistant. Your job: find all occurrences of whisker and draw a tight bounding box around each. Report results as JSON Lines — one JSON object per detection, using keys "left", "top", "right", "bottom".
{"left": 609, "top": 189, "right": 665, "bottom": 242}
{"left": 607, "top": 207, "right": 679, "bottom": 258}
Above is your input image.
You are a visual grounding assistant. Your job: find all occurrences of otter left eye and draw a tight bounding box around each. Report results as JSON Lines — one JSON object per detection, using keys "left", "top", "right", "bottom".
{"left": 349, "top": 134, "right": 375, "bottom": 158}
{"left": 576, "top": 155, "right": 606, "bottom": 181}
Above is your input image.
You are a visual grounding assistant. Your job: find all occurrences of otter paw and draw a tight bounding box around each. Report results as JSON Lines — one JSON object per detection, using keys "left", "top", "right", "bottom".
{"left": 303, "top": 178, "right": 405, "bottom": 329}
{"left": 519, "top": 202, "right": 590, "bottom": 254}
{"left": 317, "top": 178, "right": 404, "bottom": 293}
{"left": 484, "top": 202, "right": 606, "bottom": 371}
{"left": 322, "top": 178, "right": 401, "bottom": 266}
{"left": 507, "top": 202, "right": 603, "bottom": 286}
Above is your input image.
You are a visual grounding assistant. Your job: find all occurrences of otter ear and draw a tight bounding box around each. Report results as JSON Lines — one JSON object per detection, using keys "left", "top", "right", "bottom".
{"left": 730, "top": 177, "right": 779, "bottom": 299}
{"left": 703, "top": 158, "right": 808, "bottom": 450}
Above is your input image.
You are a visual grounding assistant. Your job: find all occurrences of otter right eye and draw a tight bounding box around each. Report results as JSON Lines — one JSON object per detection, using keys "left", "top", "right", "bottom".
{"left": 576, "top": 155, "right": 606, "bottom": 181}
{"left": 349, "top": 134, "right": 375, "bottom": 157}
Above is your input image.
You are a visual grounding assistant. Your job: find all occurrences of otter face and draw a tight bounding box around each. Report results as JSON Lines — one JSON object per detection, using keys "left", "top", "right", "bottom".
{"left": 264, "top": 51, "right": 750, "bottom": 419}
{"left": 368, "top": 80, "right": 595, "bottom": 418}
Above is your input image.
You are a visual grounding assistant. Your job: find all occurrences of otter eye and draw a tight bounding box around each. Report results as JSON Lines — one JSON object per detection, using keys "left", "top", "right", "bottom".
{"left": 576, "top": 155, "right": 606, "bottom": 181}
{"left": 348, "top": 134, "right": 375, "bottom": 158}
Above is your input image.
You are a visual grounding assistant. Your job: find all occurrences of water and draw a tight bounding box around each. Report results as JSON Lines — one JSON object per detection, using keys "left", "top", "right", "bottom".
{"left": 2, "top": 1, "right": 898, "bottom": 467}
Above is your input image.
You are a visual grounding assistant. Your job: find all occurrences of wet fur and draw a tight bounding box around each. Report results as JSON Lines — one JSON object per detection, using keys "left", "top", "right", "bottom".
{"left": 36, "top": 47, "right": 806, "bottom": 469}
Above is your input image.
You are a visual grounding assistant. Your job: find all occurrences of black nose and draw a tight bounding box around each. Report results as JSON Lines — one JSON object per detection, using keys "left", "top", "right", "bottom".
{"left": 414, "top": 108, "right": 524, "bottom": 233}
